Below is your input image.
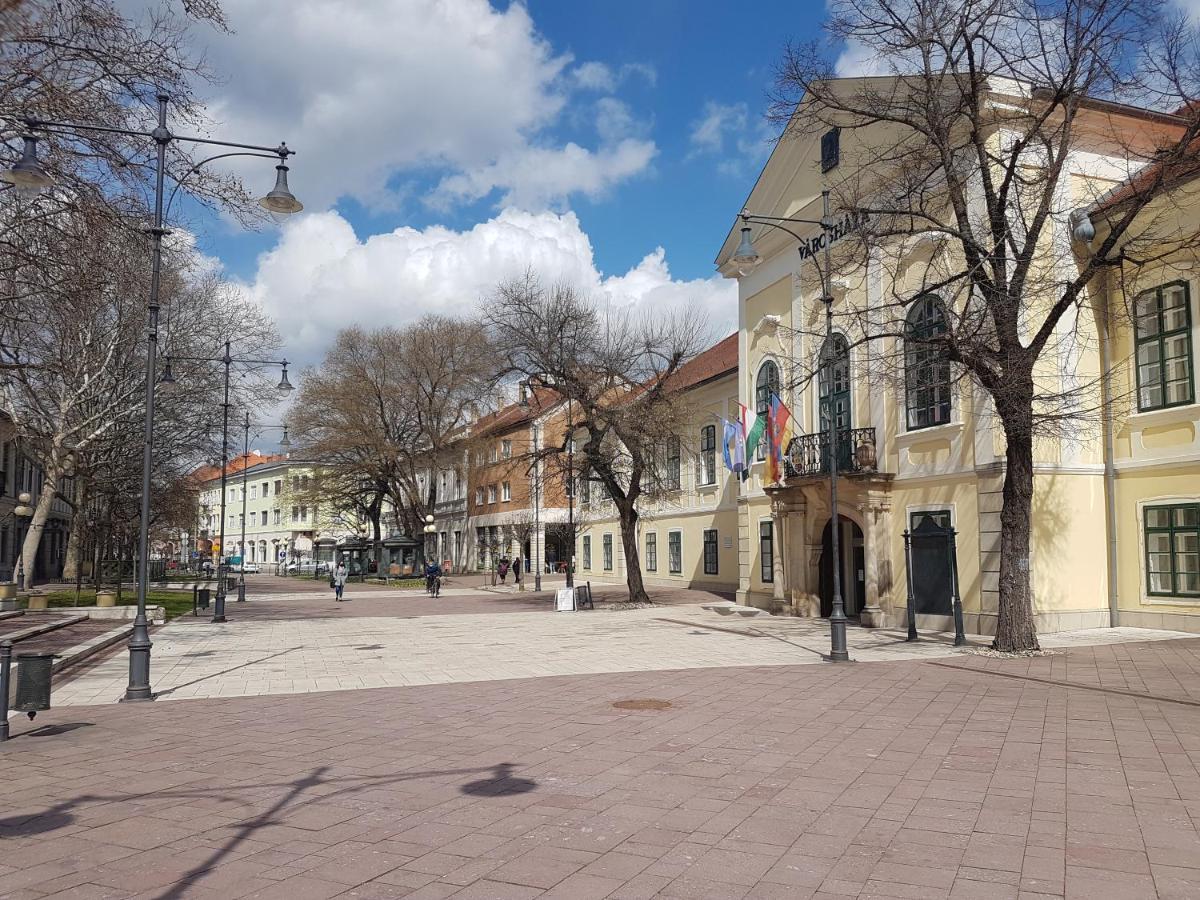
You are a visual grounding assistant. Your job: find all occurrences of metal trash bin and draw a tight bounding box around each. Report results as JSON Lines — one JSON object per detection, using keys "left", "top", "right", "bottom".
{"left": 14, "top": 652, "right": 58, "bottom": 720}
{"left": 193, "top": 585, "right": 211, "bottom": 615}
{"left": 226, "top": 576, "right": 236, "bottom": 592}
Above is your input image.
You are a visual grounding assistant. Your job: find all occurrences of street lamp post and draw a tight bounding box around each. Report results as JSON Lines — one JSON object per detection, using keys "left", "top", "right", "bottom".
{"left": 235, "top": 412, "right": 290, "bottom": 601}
{"left": 733, "top": 189, "right": 851, "bottom": 663}
{"left": 3, "top": 95, "right": 302, "bottom": 701}
{"left": 532, "top": 421, "right": 542, "bottom": 593}
{"left": 160, "top": 343, "right": 293, "bottom": 622}
{"left": 13, "top": 493, "right": 33, "bottom": 593}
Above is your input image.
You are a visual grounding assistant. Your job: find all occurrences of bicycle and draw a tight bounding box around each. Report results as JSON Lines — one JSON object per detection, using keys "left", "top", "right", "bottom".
{"left": 426, "top": 573, "right": 442, "bottom": 597}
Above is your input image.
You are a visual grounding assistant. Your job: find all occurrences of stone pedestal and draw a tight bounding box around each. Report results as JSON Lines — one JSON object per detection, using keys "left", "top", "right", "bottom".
{"left": 27, "top": 593, "right": 48, "bottom": 610}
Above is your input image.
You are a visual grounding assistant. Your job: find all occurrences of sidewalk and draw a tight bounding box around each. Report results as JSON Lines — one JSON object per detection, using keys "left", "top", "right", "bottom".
{"left": 46, "top": 601, "right": 1197, "bottom": 707}
{"left": 4, "top": 637, "right": 1200, "bottom": 898}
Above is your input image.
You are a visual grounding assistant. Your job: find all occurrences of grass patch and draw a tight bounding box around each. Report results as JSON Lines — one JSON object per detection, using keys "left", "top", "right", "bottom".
{"left": 33, "top": 589, "right": 198, "bottom": 620}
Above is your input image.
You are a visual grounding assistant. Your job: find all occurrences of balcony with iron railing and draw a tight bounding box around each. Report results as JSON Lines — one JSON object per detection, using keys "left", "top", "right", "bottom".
{"left": 784, "top": 427, "right": 880, "bottom": 479}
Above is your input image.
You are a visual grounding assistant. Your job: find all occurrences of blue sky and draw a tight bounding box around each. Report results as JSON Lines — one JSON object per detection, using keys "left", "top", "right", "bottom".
{"left": 172, "top": 0, "right": 824, "bottom": 365}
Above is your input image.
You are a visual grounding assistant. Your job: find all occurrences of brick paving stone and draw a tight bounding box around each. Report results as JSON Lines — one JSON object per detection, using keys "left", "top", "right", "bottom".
{"left": 10, "top": 638, "right": 1200, "bottom": 897}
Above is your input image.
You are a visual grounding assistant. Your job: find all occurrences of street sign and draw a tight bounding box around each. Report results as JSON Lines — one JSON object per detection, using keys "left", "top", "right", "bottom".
{"left": 229, "top": 555, "right": 243, "bottom": 565}
{"left": 555, "top": 588, "right": 576, "bottom": 612}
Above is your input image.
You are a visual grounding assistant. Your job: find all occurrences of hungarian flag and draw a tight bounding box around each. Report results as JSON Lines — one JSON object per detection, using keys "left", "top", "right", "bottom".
{"left": 767, "top": 394, "right": 794, "bottom": 483}
{"left": 745, "top": 406, "right": 765, "bottom": 463}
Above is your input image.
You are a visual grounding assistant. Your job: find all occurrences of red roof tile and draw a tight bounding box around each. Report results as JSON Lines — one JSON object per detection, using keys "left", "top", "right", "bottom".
{"left": 191, "top": 451, "right": 289, "bottom": 484}
{"left": 663, "top": 333, "right": 738, "bottom": 392}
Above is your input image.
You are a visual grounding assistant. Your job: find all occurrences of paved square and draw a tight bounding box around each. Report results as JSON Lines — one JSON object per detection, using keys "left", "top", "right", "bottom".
{"left": 7, "top": 633, "right": 1200, "bottom": 897}
{"left": 48, "top": 599, "right": 1193, "bottom": 706}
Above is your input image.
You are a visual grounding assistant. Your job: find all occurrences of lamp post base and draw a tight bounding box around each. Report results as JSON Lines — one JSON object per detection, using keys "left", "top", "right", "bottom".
{"left": 829, "top": 607, "right": 851, "bottom": 662}
{"left": 123, "top": 618, "right": 155, "bottom": 701}
{"left": 211, "top": 592, "right": 227, "bottom": 623}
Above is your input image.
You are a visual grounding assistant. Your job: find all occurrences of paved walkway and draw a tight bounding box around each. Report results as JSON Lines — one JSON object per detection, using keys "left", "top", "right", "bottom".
{"left": 48, "top": 599, "right": 1195, "bottom": 706}
{"left": 6, "top": 639, "right": 1200, "bottom": 898}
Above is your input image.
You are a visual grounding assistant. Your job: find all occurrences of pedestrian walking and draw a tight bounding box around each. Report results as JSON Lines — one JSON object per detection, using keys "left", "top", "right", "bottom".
{"left": 332, "top": 561, "right": 348, "bottom": 601}
{"left": 498, "top": 556, "right": 509, "bottom": 584}
{"left": 512, "top": 554, "right": 522, "bottom": 587}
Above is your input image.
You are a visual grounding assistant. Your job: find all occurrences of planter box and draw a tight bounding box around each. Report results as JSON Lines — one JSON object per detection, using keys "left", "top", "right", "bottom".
{"left": 27, "top": 594, "right": 48, "bottom": 610}
{"left": 0, "top": 582, "right": 16, "bottom": 600}
{"left": 96, "top": 590, "right": 117, "bottom": 608}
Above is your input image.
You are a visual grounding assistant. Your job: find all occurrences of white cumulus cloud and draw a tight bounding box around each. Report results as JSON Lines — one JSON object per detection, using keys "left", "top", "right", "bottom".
{"left": 152, "top": 0, "right": 656, "bottom": 212}
{"left": 236, "top": 208, "right": 736, "bottom": 368}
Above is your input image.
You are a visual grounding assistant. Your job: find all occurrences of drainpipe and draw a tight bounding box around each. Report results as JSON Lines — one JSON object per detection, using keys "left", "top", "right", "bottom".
{"left": 1098, "top": 266, "right": 1120, "bottom": 628}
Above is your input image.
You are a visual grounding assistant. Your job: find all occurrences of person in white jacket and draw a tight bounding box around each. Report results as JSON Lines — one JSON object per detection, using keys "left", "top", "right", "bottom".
{"left": 332, "top": 562, "right": 348, "bottom": 601}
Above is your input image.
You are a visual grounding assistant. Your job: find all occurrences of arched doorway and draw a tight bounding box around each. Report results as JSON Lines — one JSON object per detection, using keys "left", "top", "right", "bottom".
{"left": 819, "top": 515, "right": 866, "bottom": 618}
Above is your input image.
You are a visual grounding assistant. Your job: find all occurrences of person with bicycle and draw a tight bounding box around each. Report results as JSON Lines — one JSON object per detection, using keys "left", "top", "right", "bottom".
{"left": 424, "top": 558, "right": 443, "bottom": 597}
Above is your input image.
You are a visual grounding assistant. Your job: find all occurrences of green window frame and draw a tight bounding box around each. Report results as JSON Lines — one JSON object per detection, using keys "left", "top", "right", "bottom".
{"left": 646, "top": 532, "right": 657, "bottom": 572}
{"left": 703, "top": 529, "right": 718, "bottom": 575}
{"left": 1144, "top": 503, "right": 1200, "bottom": 597}
{"left": 755, "top": 361, "right": 780, "bottom": 461}
{"left": 668, "top": 531, "right": 682, "bottom": 574}
{"left": 1134, "top": 281, "right": 1194, "bottom": 411}
{"left": 582, "top": 535, "right": 591, "bottom": 571}
{"left": 904, "top": 294, "right": 952, "bottom": 430}
{"left": 602, "top": 533, "right": 613, "bottom": 571}
{"left": 760, "top": 521, "right": 774, "bottom": 584}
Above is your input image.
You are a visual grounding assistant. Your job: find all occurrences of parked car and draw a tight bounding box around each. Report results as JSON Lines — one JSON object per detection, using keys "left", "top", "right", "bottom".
{"left": 286, "top": 559, "right": 329, "bottom": 575}
{"left": 234, "top": 561, "right": 260, "bottom": 574}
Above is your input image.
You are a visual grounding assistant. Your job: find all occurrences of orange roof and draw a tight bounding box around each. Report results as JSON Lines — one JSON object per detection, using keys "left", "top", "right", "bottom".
{"left": 191, "top": 451, "right": 289, "bottom": 484}
{"left": 472, "top": 385, "right": 563, "bottom": 438}
{"left": 662, "top": 332, "right": 738, "bottom": 392}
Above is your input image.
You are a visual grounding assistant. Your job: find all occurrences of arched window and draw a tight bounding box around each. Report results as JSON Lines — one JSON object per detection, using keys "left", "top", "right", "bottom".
{"left": 699, "top": 424, "right": 717, "bottom": 486}
{"left": 755, "top": 360, "right": 780, "bottom": 460}
{"left": 817, "top": 334, "right": 851, "bottom": 432}
{"left": 905, "top": 295, "right": 952, "bottom": 430}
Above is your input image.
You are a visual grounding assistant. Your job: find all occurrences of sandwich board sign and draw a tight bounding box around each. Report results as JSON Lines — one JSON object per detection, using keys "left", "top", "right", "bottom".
{"left": 555, "top": 588, "right": 576, "bottom": 611}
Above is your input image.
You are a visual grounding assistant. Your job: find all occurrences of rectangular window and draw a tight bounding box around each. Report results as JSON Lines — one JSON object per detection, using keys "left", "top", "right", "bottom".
{"left": 291, "top": 476, "right": 299, "bottom": 491}
{"left": 238, "top": 514, "right": 244, "bottom": 528}
{"left": 646, "top": 532, "right": 658, "bottom": 572}
{"left": 229, "top": 488, "right": 236, "bottom": 502}
{"left": 301, "top": 474, "right": 309, "bottom": 491}
{"left": 261, "top": 511, "right": 268, "bottom": 526}
{"left": 1135, "top": 282, "right": 1194, "bottom": 411}
{"left": 760, "top": 521, "right": 774, "bottom": 583}
{"left": 910, "top": 509, "right": 952, "bottom": 530}
{"left": 475, "top": 487, "right": 484, "bottom": 505}
{"left": 668, "top": 532, "right": 682, "bottom": 574}
{"left": 666, "top": 437, "right": 681, "bottom": 490}
{"left": 291, "top": 505, "right": 299, "bottom": 522}
{"left": 249, "top": 485, "right": 257, "bottom": 500}
{"left": 820, "top": 126, "right": 840, "bottom": 173}
{"left": 579, "top": 473, "right": 590, "bottom": 506}
{"left": 488, "top": 485, "right": 497, "bottom": 503}
{"left": 502, "top": 481, "right": 511, "bottom": 501}
{"left": 603, "top": 533, "right": 613, "bottom": 571}
{"left": 1145, "top": 503, "right": 1200, "bottom": 597}
{"left": 489, "top": 445, "right": 497, "bottom": 462}
{"left": 262, "top": 481, "right": 269, "bottom": 497}
{"left": 275, "top": 479, "right": 282, "bottom": 495}
{"left": 300, "top": 505, "right": 308, "bottom": 523}
{"left": 699, "top": 425, "right": 717, "bottom": 486}
{"left": 703, "top": 529, "right": 718, "bottom": 575}
{"left": 501, "top": 439, "right": 512, "bottom": 459}
{"left": 582, "top": 535, "right": 592, "bottom": 570}
{"left": 273, "top": 508, "right": 281, "bottom": 525}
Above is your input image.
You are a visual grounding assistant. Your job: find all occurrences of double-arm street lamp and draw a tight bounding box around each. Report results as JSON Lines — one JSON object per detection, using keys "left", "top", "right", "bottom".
{"left": 234, "top": 412, "right": 290, "bottom": 602}
{"left": 2, "top": 95, "right": 302, "bottom": 701}
{"left": 160, "top": 342, "right": 293, "bottom": 623}
{"left": 732, "top": 189, "right": 851, "bottom": 663}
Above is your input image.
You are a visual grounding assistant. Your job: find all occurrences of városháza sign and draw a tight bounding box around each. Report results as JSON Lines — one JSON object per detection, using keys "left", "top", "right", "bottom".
{"left": 796, "top": 210, "right": 868, "bottom": 261}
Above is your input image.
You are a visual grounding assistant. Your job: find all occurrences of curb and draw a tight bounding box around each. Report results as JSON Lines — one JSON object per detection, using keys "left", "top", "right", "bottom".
{"left": 1, "top": 613, "right": 89, "bottom": 644}
{"left": 51, "top": 623, "right": 134, "bottom": 677}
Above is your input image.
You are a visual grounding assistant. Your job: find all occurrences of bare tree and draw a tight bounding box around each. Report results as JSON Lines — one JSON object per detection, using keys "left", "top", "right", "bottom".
{"left": 770, "top": 0, "right": 1200, "bottom": 650}
{"left": 0, "top": 204, "right": 275, "bottom": 582}
{"left": 288, "top": 317, "right": 495, "bottom": 556}
{"left": 484, "top": 274, "right": 708, "bottom": 604}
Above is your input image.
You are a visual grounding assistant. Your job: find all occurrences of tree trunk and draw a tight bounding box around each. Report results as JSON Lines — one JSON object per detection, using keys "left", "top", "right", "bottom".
{"left": 19, "top": 475, "right": 58, "bottom": 588}
{"left": 62, "top": 481, "right": 87, "bottom": 581}
{"left": 617, "top": 503, "right": 649, "bottom": 603}
{"left": 994, "top": 404, "right": 1040, "bottom": 652}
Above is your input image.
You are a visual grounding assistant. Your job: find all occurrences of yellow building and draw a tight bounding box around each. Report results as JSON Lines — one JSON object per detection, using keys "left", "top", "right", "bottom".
{"left": 576, "top": 334, "right": 742, "bottom": 592}
{"left": 1087, "top": 167, "right": 1200, "bottom": 632}
{"left": 713, "top": 79, "right": 1199, "bottom": 636}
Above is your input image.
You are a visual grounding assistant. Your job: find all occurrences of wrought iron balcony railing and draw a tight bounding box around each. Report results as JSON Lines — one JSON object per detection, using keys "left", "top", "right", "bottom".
{"left": 784, "top": 427, "right": 879, "bottom": 478}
